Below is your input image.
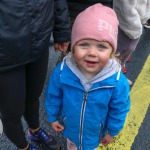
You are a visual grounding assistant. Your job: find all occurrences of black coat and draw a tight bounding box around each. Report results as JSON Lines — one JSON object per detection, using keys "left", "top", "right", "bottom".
{"left": 0, "top": 0, "right": 70, "bottom": 72}
{"left": 67, "top": 0, "right": 113, "bottom": 7}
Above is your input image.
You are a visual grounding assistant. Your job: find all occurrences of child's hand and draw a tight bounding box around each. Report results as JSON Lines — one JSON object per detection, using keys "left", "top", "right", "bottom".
{"left": 51, "top": 121, "right": 64, "bottom": 132}
{"left": 101, "top": 134, "right": 114, "bottom": 146}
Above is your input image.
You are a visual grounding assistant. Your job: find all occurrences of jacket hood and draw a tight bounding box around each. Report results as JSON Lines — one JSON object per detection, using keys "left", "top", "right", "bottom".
{"left": 61, "top": 52, "right": 121, "bottom": 91}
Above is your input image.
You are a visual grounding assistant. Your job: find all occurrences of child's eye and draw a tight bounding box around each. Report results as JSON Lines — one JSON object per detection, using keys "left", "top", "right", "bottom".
{"left": 98, "top": 45, "right": 106, "bottom": 49}
{"left": 79, "top": 43, "right": 89, "bottom": 48}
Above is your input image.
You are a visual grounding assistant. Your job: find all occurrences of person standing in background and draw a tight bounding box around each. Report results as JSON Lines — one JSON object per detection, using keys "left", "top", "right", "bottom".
{"left": 0, "top": 0, "right": 70, "bottom": 150}
{"left": 113, "top": 0, "right": 150, "bottom": 79}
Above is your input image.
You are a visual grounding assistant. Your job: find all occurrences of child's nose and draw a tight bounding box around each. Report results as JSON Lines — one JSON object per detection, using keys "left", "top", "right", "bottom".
{"left": 88, "top": 46, "right": 97, "bottom": 56}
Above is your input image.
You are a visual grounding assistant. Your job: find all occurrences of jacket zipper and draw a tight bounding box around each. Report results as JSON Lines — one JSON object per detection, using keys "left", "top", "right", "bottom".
{"left": 79, "top": 92, "right": 87, "bottom": 150}
{"left": 99, "top": 122, "right": 103, "bottom": 135}
{"left": 79, "top": 86, "right": 115, "bottom": 149}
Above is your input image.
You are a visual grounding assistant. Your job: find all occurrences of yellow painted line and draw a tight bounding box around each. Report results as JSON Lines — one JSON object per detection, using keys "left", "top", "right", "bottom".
{"left": 97, "top": 55, "right": 150, "bottom": 150}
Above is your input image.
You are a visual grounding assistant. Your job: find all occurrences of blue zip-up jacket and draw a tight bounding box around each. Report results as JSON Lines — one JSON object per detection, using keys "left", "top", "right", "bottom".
{"left": 45, "top": 61, "right": 130, "bottom": 150}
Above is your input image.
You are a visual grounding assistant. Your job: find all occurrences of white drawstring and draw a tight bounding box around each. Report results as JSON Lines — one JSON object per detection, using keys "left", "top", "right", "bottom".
{"left": 116, "top": 67, "right": 121, "bottom": 80}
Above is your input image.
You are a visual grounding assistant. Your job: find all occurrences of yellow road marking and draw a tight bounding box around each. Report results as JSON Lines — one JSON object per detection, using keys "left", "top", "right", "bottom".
{"left": 97, "top": 55, "right": 150, "bottom": 150}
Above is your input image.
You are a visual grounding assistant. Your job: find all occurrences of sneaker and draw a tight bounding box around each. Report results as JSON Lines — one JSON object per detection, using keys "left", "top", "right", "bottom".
{"left": 122, "top": 67, "right": 127, "bottom": 73}
{"left": 127, "top": 78, "right": 132, "bottom": 86}
{"left": 144, "top": 19, "right": 150, "bottom": 29}
{"left": 28, "top": 128, "right": 61, "bottom": 150}
{"left": 17, "top": 144, "right": 39, "bottom": 150}
{"left": 126, "top": 56, "right": 131, "bottom": 62}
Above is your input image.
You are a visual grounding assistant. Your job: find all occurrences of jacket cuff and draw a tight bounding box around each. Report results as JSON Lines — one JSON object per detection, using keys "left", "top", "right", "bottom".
{"left": 108, "top": 130, "right": 120, "bottom": 136}
{"left": 53, "top": 31, "right": 71, "bottom": 43}
{"left": 48, "top": 115, "right": 57, "bottom": 123}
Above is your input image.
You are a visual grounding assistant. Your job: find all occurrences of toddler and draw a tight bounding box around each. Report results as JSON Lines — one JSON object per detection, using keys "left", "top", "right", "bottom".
{"left": 45, "top": 4, "right": 130, "bottom": 150}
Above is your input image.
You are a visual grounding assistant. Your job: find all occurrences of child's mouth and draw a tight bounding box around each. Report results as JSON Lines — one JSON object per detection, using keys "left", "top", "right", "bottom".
{"left": 85, "top": 60, "right": 97, "bottom": 67}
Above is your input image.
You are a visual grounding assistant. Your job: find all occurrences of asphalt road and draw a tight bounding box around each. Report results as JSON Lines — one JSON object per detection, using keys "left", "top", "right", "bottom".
{"left": 128, "top": 28, "right": 150, "bottom": 150}
{"left": 0, "top": 28, "right": 150, "bottom": 150}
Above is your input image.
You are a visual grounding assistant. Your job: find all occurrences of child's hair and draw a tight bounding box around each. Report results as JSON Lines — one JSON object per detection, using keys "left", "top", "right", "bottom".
{"left": 71, "top": 4, "right": 119, "bottom": 53}
{"left": 111, "top": 53, "right": 121, "bottom": 64}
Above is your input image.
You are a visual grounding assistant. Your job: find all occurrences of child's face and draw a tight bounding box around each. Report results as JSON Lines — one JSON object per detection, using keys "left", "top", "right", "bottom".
{"left": 73, "top": 39, "right": 113, "bottom": 77}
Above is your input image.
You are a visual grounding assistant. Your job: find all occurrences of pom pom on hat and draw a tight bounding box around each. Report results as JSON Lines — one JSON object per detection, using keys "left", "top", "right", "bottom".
{"left": 71, "top": 3, "right": 119, "bottom": 52}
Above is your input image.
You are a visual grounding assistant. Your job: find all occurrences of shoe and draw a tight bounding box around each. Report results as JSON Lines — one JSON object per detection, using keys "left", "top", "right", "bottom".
{"left": 17, "top": 144, "right": 39, "bottom": 150}
{"left": 144, "top": 19, "right": 150, "bottom": 29}
{"left": 28, "top": 128, "right": 61, "bottom": 150}
{"left": 126, "top": 56, "right": 131, "bottom": 62}
{"left": 122, "top": 67, "right": 127, "bottom": 73}
{"left": 127, "top": 78, "right": 132, "bottom": 86}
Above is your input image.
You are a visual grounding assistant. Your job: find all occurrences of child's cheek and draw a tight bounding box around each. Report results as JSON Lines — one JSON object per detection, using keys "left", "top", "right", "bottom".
{"left": 74, "top": 53, "right": 80, "bottom": 60}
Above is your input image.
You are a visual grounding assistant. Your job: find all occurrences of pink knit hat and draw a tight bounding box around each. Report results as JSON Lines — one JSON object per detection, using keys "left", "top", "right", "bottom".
{"left": 71, "top": 4, "right": 119, "bottom": 52}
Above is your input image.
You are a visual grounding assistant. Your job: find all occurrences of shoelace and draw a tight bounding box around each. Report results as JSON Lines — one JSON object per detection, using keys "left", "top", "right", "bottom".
{"left": 38, "top": 129, "right": 52, "bottom": 143}
{"left": 29, "top": 145, "right": 37, "bottom": 150}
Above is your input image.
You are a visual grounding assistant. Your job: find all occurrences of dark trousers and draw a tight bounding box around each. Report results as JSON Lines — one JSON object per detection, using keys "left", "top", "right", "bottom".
{"left": 116, "top": 27, "right": 140, "bottom": 67}
{"left": 0, "top": 49, "right": 49, "bottom": 148}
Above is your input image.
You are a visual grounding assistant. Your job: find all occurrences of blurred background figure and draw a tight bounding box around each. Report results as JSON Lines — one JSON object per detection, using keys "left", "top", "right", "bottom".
{"left": 0, "top": 0, "right": 70, "bottom": 150}
{"left": 113, "top": 0, "right": 150, "bottom": 84}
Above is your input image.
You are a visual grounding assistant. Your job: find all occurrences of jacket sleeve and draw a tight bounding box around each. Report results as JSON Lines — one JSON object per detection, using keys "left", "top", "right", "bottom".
{"left": 44, "top": 64, "right": 63, "bottom": 122}
{"left": 113, "top": 0, "right": 142, "bottom": 39}
{"left": 106, "top": 74, "right": 130, "bottom": 136}
{"left": 53, "top": 0, "right": 71, "bottom": 43}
